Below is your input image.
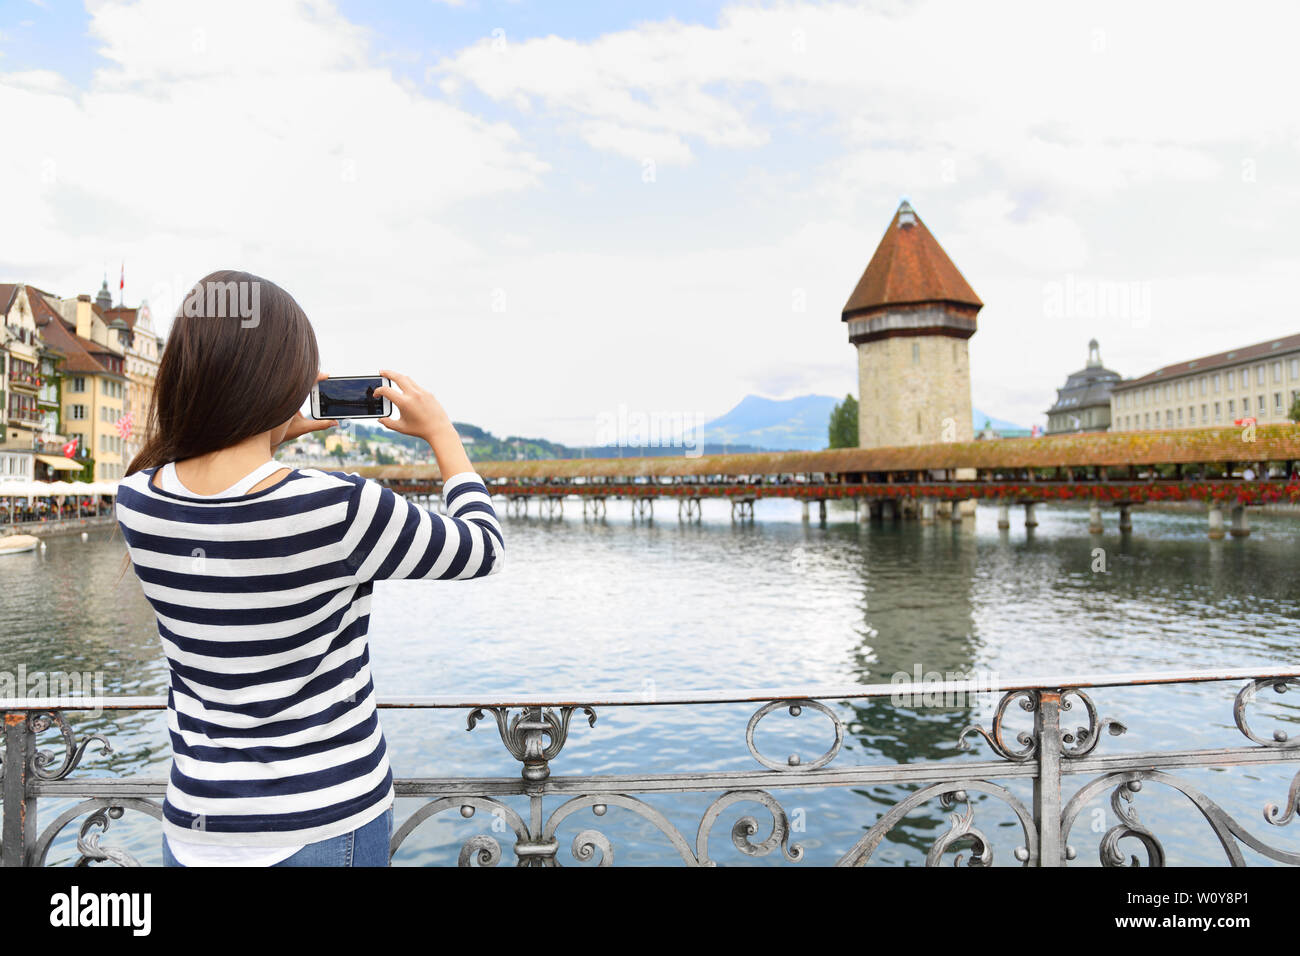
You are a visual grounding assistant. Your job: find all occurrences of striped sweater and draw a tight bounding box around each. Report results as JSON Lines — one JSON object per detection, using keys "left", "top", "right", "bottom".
{"left": 115, "top": 466, "right": 503, "bottom": 847}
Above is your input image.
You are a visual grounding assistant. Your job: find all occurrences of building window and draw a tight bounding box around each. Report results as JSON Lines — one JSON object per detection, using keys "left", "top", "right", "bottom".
{"left": 1273, "top": 361, "right": 1283, "bottom": 383}
{"left": 1275, "top": 392, "right": 1283, "bottom": 411}
{"left": 1213, "top": 373, "right": 1221, "bottom": 393}
{"left": 1228, "top": 399, "right": 1235, "bottom": 417}
{"left": 1165, "top": 410, "right": 1173, "bottom": 426}
{"left": 1258, "top": 395, "right": 1265, "bottom": 412}
{"left": 69, "top": 405, "right": 86, "bottom": 420}
{"left": 1214, "top": 401, "right": 1221, "bottom": 421}
{"left": 1256, "top": 365, "right": 1265, "bottom": 386}
{"left": 1290, "top": 358, "right": 1299, "bottom": 379}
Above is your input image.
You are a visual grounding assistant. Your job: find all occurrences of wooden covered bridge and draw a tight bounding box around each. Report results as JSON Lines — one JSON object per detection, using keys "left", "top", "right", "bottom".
{"left": 356, "top": 424, "right": 1300, "bottom": 538}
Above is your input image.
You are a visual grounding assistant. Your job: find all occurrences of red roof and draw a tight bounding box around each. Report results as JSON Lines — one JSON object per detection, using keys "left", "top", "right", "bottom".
{"left": 0, "top": 284, "right": 19, "bottom": 315}
{"left": 27, "top": 287, "right": 124, "bottom": 377}
{"left": 842, "top": 201, "right": 982, "bottom": 318}
{"left": 1116, "top": 332, "right": 1300, "bottom": 389}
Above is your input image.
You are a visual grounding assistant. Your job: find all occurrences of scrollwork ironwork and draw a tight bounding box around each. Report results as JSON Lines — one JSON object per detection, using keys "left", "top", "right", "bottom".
{"left": 27, "top": 712, "right": 111, "bottom": 780}
{"left": 1099, "top": 779, "right": 1165, "bottom": 867}
{"left": 1059, "top": 688, "right": 1126, "bottom": 758}
{"left": 1235, "top": 677, "right": 1300, "bottom": 747}
{"left": 697, "top": 790, "right": 804, "bottom": 865}
{"left": 745, "top": 698, "right": 844, "bottom": 771}
{"left": 30, "top": 798, "right": 163, "bottom": 867}
{"left": 466, "top": 704, "right": 596, "bottom": 781}
{"left": 957, "top": 690, "right": 1038, "bottom": 761}
{"left": 839, "top": 779, "right": 1038, "bottom": 866}
{"left": 1062, "top": 770, "right": 1300, "bottom": 867}
{"left": 1264, "top": 770, "right": 1300, "bottom": 828}
{"left": 928, "top": 791, "right": 993, "bottom": 867}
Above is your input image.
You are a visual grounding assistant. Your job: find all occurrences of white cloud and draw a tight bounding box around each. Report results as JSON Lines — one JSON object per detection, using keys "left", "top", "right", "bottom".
{"left": 4, "top": 0, "right": 1300, "bottom": 440}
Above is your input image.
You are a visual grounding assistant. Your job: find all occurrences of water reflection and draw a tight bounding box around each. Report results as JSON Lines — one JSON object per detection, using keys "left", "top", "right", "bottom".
{"left": 4, "top": 500, "right": 1299, "bottom": 865}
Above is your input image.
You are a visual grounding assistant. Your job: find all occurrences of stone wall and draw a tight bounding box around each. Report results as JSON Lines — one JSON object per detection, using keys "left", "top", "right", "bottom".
{"left": 857, "top": 332, "right": 973, "bottom": 449}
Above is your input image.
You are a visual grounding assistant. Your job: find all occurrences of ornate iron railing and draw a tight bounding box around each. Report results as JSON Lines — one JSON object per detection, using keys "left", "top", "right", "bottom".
{"left": 3, "top": 667, "right": 1298, "bottom": 866}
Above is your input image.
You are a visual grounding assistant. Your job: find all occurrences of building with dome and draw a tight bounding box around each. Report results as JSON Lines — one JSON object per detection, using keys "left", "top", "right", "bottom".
{"left": 1044, "top": 339, "right": 1121, "bottom": 434}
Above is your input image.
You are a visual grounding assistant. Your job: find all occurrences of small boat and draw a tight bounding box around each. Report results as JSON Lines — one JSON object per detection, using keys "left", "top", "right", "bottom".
{"left": 0, "top": 534, "right": 40, "bottom": 555}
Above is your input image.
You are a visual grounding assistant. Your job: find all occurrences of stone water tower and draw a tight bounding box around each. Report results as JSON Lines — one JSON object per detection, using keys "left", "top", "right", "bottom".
{"left": 842, "top": 200, "right": 983, "bottom": 448}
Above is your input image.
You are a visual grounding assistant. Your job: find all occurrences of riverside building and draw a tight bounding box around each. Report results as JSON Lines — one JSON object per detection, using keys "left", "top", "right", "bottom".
{"left": 1109, "top": 332, "right": 1300, "bottom": 431}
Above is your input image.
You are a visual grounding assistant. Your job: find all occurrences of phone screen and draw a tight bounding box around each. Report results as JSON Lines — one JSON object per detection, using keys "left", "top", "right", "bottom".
{"left": 316, "top": 376, "right": 387, "bottom": 419}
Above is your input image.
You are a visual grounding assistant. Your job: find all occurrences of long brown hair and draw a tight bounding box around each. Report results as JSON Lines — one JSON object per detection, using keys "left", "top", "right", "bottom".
{"left": 127, "top": 270, "right": 319, "bottom": 475}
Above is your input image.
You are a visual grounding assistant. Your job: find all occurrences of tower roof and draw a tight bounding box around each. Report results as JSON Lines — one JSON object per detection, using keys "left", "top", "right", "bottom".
{"left": 842, "top": 201, "right": 983, "bottom": 319}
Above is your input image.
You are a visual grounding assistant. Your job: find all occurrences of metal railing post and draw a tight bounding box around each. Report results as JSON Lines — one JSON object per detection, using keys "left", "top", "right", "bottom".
{"left": 1033, "top": 690, "right": 1064, "bottom": 866}
{"left": 2, "top": 713, "right": 35, "bottom": 867}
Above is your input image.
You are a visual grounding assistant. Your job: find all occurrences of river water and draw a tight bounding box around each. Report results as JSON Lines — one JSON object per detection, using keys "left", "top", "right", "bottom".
{"left": 3, "top": 499, "right": 1298, "bottom": 866}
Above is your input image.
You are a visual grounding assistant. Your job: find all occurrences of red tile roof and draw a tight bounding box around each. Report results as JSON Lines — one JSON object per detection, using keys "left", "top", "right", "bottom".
{"left": 1115, "top": 332, "right": 1300, "bottom": 389}
{"left": 27, "top": 287, "right": 123, "bottom": 377}
{"left": 842, "top": 201, "right": 983, "bottom": 318}
{"left": 0, "top": 284, "right": 19, "bottom": 315}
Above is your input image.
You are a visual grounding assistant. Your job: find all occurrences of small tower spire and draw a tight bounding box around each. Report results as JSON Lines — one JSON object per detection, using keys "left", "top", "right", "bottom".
{"left": 95, "top": 275, "right": 112, "bottom": 312}
{"left": 1087, "top": 338, "right": 1102, "bottom": 368}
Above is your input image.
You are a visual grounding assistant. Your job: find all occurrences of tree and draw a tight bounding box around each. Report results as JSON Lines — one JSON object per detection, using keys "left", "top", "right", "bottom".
{"left": 828, "top": 394, "right": 859, "bottom": 449}
{"left": 1289, "top": 393, "right": 1300, "bottom": 423}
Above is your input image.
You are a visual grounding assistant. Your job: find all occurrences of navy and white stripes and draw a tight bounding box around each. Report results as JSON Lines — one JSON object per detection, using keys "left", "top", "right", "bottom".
{"left": 115, "top": 468, "right": 502, "bottom": 847}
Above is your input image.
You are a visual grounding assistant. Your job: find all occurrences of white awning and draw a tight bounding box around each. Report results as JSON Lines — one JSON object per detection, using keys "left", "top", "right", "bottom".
{"left": 35, "top": 454, "right": 85, "bottom": 472}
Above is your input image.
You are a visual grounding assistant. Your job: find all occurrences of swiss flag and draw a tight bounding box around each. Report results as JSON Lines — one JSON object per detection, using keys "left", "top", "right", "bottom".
{"left": 62, "top": 437, "right": 78, "bottom": 458}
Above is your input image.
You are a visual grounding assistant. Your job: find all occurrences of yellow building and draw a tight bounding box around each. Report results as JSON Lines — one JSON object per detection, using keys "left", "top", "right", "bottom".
{"left": 1110, "top": 333, "right": 1300, "bottom": 432}
{"left": 94, "top": 279, "right": 163, "bottom": 468}
{"left": 32, "top": 291, "right": 128, "bottom": 480}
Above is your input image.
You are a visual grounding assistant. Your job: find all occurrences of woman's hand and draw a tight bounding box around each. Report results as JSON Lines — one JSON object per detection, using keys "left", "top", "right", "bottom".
{"left": 279, "top": 372, "right": 336, "bottom": 446}
{"left": 374, "top": 370, "right": 455, "bottom": 443}
{"left": 375, "top": 370, "right": 472, "bottom": 477}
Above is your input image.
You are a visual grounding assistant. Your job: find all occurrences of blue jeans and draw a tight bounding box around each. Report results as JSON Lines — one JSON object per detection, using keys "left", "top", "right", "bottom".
{"left": 162, "top": 807, "right": 393, "bottom": 867}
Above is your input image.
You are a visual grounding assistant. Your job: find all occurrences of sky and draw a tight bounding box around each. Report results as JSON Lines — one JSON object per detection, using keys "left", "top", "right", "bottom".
{"left": 2, "top": 0, "right": 1299, "bottom": 444}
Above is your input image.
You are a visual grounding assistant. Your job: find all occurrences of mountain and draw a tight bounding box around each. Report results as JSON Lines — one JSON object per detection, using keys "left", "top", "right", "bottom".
{"left": 972, "top": 408, "right": 1030, "bottom": 434}
{"left": 700, "top": 394, "right": 840, "bottom": 451}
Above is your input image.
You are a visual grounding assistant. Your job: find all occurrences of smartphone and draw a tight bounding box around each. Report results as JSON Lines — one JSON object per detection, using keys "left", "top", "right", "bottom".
{"left": 309, "top": 375, "right": 393, "bottom": 420}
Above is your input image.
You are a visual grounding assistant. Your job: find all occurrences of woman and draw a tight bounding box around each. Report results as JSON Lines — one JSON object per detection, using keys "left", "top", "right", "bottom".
{"left": 115, "top": 270, "right": 503, "bottom": 867}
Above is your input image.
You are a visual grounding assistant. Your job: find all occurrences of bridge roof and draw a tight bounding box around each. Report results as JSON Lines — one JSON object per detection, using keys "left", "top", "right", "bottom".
{"left": 842, "top": 201, "right": 983, "bottom": 319}
{"left": 356, "top": 425, "right": 1300, "bottom": 481}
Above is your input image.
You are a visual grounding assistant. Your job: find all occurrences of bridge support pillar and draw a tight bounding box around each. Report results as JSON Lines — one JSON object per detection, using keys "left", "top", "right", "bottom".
{"left": 544, "top": 496, "right": 563, "bottom": 519}
{"left": 582, "top": 497, "right": 607, "bottom": 520}
{"left": 731, "top": 499, "right": 755, "bottom": 523}
{"left": 1118, "top": 503, "right": 1132, "bottom": 534}
{"left": 818, "top": 500, "right": 827, "bottom": 524}
{"left": 801, "top": 501, "right": 810, "bottom": 523}
{"left": 997, "top": 502, "right": 1010, "bottom": 529}
{"left": 919, "top": 499, "right": 936, "bottom": 524}
{"left": 1207, "top": 503, "right": 1225, "bottom": 539}
{"left": 1088, "top": 502, "right": 1103, "bottom": 534}
{"left": 1024, "top": 502, "right": 1038, "bottom": 528}
{"left": 950, "top": 500, "right": 964, "bottom": 523}
{"left": 633, "top": 498, "right": 653, "bottom": 522}
{"left": 858, "top": 499, "right": 871, "bottom": 523}
{"left": 1229, "top": 504, "right": 1250, "bottom": 538}
{"left": 677, "top": 498, "right": 701, "bottom": 523}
